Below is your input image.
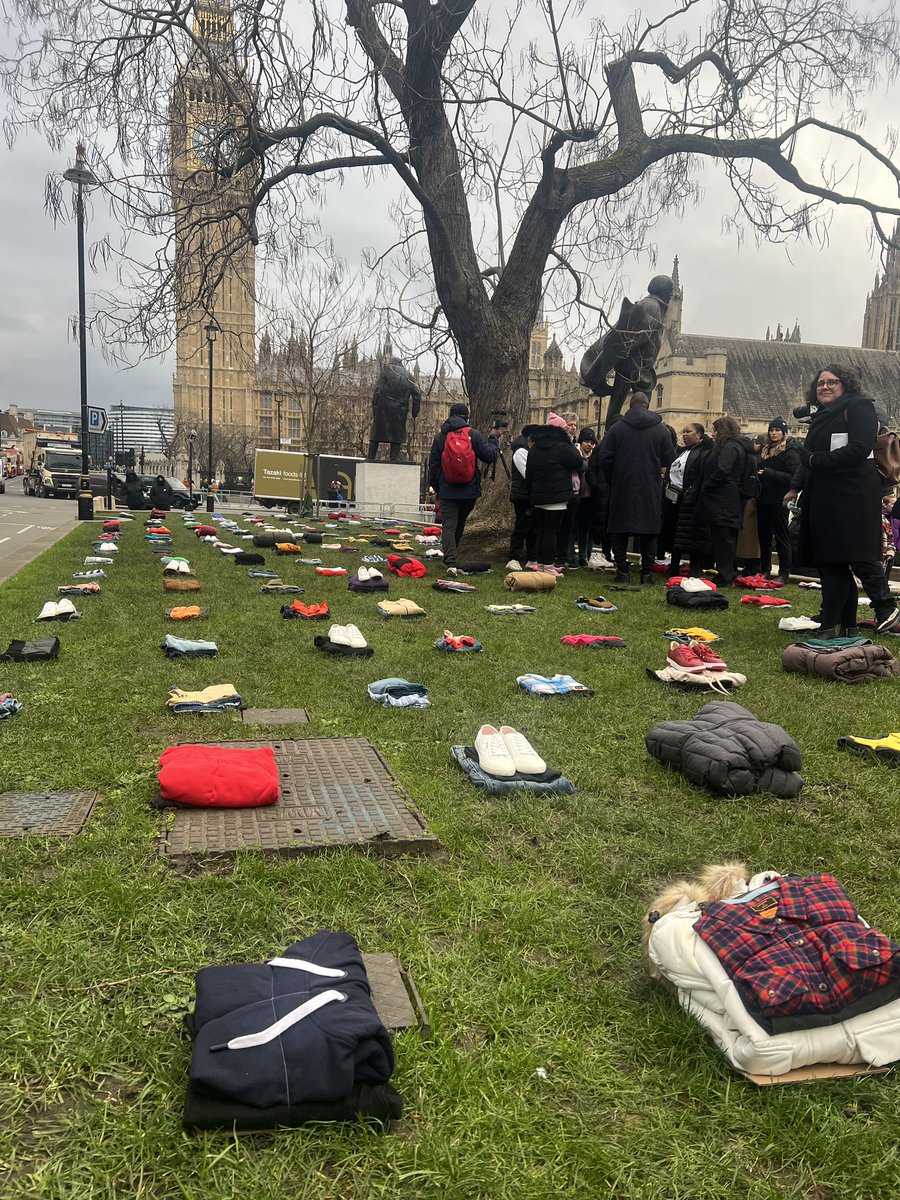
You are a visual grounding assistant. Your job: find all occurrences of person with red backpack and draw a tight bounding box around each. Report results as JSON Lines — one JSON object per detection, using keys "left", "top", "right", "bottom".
{"left": 427, "top": 402, "right": 501, "bottom": 572}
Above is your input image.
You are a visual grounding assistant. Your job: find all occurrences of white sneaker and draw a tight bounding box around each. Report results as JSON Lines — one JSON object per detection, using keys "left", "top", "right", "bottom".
{"left": 357, "top": 566, "right": 371, "bottom": 582}
{"left": 474, "top": 725, "right": 516, "bottom": 778}
{"left": 344, "top": 623, "right": 368, "bottom": 649}
{"left": 587, "top": 551, "right": 615, "bottom": 570}
{"left": 367, "top": 568, "right": 383, "bottom": 579}
{"left": 36, "top": 601, "right": 59, "bottom": 620}
{"left": 446, "top": 566, "right": 459, "bottom": 576}
{"left": 328, "top": 624, "right": 351, "bottom": 646}
{"left": 56, "top": 598, "right": 79, "bottom": 619}
{"left": 680, "top": 576, "right": 715, "bottom": 593}
{"left": 506, "top": 559, "right": 523, "bottom": 572}
{"left": 778, "top": 616, "right": 821, "bottom": 632}
{"left": 499, "top": 726, "right": 546, "bottom": 774}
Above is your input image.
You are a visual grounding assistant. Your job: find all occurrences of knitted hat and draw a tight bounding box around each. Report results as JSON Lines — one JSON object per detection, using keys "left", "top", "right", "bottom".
{"left": 547, "top": 412, "right": 567, "bottom": 429}
{"left": 578, "top": 428, "right": 597, "bottom": 444}
{"left": 449, "top": 403, "right": 469, "bottom": 419}
{"left": 768, "top": 416, "right": 788, "bottom": 432}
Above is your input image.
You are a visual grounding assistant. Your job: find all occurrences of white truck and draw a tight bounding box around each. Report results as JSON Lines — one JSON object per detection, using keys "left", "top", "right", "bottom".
{"left": 23, "top": 441, "right": 83, "bottom": 499}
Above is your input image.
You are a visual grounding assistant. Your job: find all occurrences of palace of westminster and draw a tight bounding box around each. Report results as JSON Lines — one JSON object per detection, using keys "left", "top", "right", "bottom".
{"left": 169, "top": 2, "right": 900, "bottom": 470}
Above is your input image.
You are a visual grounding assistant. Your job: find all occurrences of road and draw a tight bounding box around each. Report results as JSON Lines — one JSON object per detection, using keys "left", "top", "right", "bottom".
{"left": 0, "top": 477, "right": 81, "bottom": 586}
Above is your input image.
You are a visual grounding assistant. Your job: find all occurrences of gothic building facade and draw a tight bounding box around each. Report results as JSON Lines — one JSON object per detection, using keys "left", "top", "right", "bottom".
{"left": 862, "top": 221, "right": 900, "bottom": 352}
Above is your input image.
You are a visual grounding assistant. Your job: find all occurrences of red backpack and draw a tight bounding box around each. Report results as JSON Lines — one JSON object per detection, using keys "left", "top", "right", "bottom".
{"left": 441, "top": 426, "right": 476, "bottom": 484}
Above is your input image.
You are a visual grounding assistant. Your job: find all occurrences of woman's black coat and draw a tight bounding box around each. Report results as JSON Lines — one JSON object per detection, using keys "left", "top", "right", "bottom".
{"left": 791, "top": 395, "right": 882, "bottom": 564}
{"left": 758, "top": 438, "right": 801, "bottom": 506}
{"left": 696, "top": 436, "right": 750, "bottom": 529}
{"left": 673, "top": 436, "right": 713, "bottom": 556}
{"left": 525, "top": 426, "right": 583, "bottom": 506}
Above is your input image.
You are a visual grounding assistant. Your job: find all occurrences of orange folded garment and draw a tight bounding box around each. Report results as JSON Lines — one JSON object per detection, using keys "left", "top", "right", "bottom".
{"left": 169, "top": 605, "right": 202, "bottom": 619}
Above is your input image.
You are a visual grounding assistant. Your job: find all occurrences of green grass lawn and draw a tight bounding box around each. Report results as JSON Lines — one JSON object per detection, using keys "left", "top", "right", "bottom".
{"left": 1, "top": 515, "right": 899, "bottom": 1199}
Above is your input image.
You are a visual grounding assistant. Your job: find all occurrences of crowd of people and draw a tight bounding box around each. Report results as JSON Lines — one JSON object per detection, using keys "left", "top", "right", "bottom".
{"left": 426, "top": 365, "right": 900, "bottom": 639}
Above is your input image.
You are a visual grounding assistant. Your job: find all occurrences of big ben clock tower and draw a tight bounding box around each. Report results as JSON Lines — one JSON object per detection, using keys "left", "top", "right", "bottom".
{"left": 170, "top": 0, "right": 257, "bottom": 441}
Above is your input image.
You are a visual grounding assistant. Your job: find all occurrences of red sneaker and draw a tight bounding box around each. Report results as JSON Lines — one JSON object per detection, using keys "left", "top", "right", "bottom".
{"left": 666, "top": 641, "right": 708, "bottom": 672}
{"left": 688, "top": 640, "right": 727, "bottom": 670}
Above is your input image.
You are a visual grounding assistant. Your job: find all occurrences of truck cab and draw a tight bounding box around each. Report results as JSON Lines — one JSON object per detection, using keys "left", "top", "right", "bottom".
{"left": 24, "top": 441, "right": 83, "bottom": 499}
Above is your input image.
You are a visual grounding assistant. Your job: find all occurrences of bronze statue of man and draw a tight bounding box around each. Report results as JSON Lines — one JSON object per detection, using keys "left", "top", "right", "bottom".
{"left": 580, "top": 275, "right": 674, "bottom": 429}
{"left": 367, "top": 357, "right": 422, "bottom": 462}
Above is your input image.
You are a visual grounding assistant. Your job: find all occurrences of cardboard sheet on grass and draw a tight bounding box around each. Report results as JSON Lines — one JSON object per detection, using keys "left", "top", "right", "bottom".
{"left": 157, "top": 736, "right": 438, "bottom": 865}
{"left": 742, "top": 1063, "right": 890, "bottom": 1086}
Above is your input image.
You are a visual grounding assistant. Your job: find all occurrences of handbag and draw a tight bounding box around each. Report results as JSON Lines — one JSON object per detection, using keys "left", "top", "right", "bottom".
{"left": 874, "top": 429, "right": 900, "bottom": 485}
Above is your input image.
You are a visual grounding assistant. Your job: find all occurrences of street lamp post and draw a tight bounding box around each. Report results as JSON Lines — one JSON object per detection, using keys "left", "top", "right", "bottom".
{"left": 188, "top": 428, "right": 197, "bottom": 503}
{"left": 274, "top": 393, "right": 283, "bottom": 447}
{"left": 205, "top": 317, "right": 221, "bottom": 513}
{"left": 63, "top": 142, "right": 99, "bottom": 521}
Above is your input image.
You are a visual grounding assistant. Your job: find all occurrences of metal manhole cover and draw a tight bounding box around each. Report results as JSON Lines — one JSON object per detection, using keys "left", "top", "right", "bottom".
{"left": 158, "top": 737, "right": 438, "bottom": 865}
{"left": 241, "top": 708, "right": 310, "bottom": 725}
{"left": 0, "top": 791, "right": 98, "bottom": 838}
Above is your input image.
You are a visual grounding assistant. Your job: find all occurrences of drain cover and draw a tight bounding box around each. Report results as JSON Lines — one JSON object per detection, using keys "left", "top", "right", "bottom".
{"left": 241, "top": 708, "right": 310, "bottom": 725}
{"left": 158, "top": 737, "right": 437, "bottom": 864}
{"left": 0, "top": 791, "right": 98, "bottom": 838}
{"left": 364, "top": 953, "right": 430, "bottom": 1037}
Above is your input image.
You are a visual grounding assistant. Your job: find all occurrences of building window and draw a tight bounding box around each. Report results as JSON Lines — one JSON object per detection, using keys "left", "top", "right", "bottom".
{"left": 287, "top": 418, "right": 301, "bottom": 440}
{"left": 259, "top": 417, "right": 272, "bottom": 438}
{"left": 656, "top": 384, "right": 664, "bottom": 407}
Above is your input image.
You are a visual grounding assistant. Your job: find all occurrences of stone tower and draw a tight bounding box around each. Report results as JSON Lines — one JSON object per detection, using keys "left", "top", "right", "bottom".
{"left": 170, "top": 0, "right": 257, "bottom": 434}
{"left": 862, "top": 220, "right": 900, "bottom": 351}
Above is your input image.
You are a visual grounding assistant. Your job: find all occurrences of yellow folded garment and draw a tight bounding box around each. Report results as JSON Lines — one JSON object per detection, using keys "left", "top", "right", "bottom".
{"left": 166, "top": 684, "right": 239, "bottom": 707}
{"left": 666, "top": 627, "right": 720, "bottom": 642}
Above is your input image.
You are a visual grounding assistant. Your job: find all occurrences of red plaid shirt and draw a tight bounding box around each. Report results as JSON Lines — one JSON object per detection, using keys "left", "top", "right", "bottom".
{"left": 694, "top": 874, "right": 900, "bottom": 1018}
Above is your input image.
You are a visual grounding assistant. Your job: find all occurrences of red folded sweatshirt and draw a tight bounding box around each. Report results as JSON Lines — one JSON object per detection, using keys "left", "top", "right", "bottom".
{"left": 388, "top": 554, "right": 426, "bottom": 578}
{"left": 158, "top": 745, "right": 280, "bottom": 808}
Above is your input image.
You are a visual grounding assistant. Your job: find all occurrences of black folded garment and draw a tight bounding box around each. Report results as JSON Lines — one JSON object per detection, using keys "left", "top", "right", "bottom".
{"left": 314, "top": 636, "right": 374, "bottom": 657}
{"left": 302, "top": 532, "right": 323, "bottom": 544}
{"left": 456, "top": 561, "right": 491, "bottom": 574}
{"left": 183, "top": 1079, "right": 404, "bottom": 1132}
{"left": 665, "top": 588, "right": 729, "bottom": 610}
{"left": 234, "top": 551, "right": 266, "bottom": 565}
{"left": 0, "top": 638, "right": 61, "bottom": 662}
{"left": 252, "top": 531, "right": 294, "bottom": 548}
{"left": 369, "top": 537, "right": 391, "bottom": 547}
{"left": 182, "top": 930, "right": 401, "bottom": 1131}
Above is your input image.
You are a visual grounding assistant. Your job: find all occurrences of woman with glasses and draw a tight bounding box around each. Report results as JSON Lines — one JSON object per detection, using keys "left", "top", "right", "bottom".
{"left": 785, "top": 364, "right": 898, "bottom": 637}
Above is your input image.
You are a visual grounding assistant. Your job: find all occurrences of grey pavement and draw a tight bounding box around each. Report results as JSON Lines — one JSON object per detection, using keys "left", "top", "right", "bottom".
{"left": 0, "top": 478, "right": 82, "bottom": 586}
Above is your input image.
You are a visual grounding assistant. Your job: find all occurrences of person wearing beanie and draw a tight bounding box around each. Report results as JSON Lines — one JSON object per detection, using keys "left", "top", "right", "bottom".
{"left": 522, "top": 413, "right": 584, "bottom": 574}
{"left": 506, "top": 425, "right": 537, "bottom": 570}
{"left": 427, "top": 402, "right": 500, "bottom": 572}
{"left": 595, "top": 392, "right": 675, "bottom": 583}
{"left": 757, "top": 416, "right": 801, "bottom": 582}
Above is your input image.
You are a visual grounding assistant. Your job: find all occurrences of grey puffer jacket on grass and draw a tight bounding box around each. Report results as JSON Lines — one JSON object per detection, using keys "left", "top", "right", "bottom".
{"left": 646, "top": 701, "right": 803, "bottom": 797}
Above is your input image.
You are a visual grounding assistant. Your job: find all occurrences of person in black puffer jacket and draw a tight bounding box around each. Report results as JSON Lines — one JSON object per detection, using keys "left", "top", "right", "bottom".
{"left": 756, "top": 417, "right": 801, "bottom": 582}
{"left": 523, "top": 413, "right": 583, "bottom": 573}
{"left": 690, "top": 417, "right": 750, "bottom": 587}
{"left": 506, "top": 428, "right": 536, "bottom": 567}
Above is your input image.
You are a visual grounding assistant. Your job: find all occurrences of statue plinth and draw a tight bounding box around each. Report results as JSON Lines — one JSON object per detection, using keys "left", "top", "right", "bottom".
{"left": 355, "top": 461, "right": 420, "bottom": 518}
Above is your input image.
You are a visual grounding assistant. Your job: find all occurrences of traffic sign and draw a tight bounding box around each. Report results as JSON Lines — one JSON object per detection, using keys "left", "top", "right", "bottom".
{"left": 87, "top": 406, "right": 108, "bottom": 433}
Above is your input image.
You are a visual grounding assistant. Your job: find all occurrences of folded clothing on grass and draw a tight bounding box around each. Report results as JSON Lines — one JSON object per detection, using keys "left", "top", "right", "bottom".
{"left": 387, "top": 554, "right": 427, "bottom": 578}
{"left": 433, "top": 578, "right": 476, "bottom": 593}
{"left": 0, "top": 638, "right": 60, "bottom": 662}
{"left": 314, "top": 636, "right": 374, "bottom": 658}
{"left": 575, "top": 596, "right": 618, "bottom": 612}
{"left": 664, "top": 627, "right": 721, "bottom": 643}
{"left": 182, "top": 930, "right": 402, "bottom": 1131}
{"left": 367, "top": 678, "right": 430, "bottom": 708}
{"left": 166, "top": 606, "right": 209, "bottom": 620}
{"left": 166, "top": 684, "right": 242, "bottom": 714}
{"left": 58, "top": 583, "right": 101, "bottom": 595}
{"left": 517, "top": 673, "right": 594, "bottom": 697}
{"left": 235, "top": 551, "right": 267, "bottom": 565}
{"left": 282, "top": 601, "right": 329, "bottom": 620}
{"left": 248, "top": 569, "right": 280, "bottom": 578}
{"left": 161, "top": 635, "right": 219, "bottom": 659}
{"left": 261, "top": 582, "right": 303, "bottom": 594}
{"left": 665, "top": 588, "right": 729, "bottom": 610}
{"left": 504, "top": 571, "right": 556, "bottom": 592}
{"left": 377, "top": 599, "right": 426, "bottom": 618}
{"left": 646, "top": 666, "right": 746, "bottom": 693}
{"left": 36, "top": 600, "right": 80, "bottom": 622}
{"left": 157, "top": 744, "right": 278, "bottom": 807}
{"left": 349, "top": 573, "right": 389, "bottom": 593}
{"left": 561, "top": 634, "right": 625, "bottom": 649}
{"left": 164, "top": 578, "right": 201, "bottom": 592}
{"left": 434, "top": 630, "right": 482, "bottom": 652}
{"left": 782, "top": 639, "right": 900, "bottom": 684}
{"left": 316, "top": 566, "right": 348, "bottom": 577}
{"left": 484, "top": 603, "right": 535, "bottom": 614}
{"left": 0, "top": 694, "right": 23, "bottom": 718}
{"left": 741, "top": 595, "right": 791, "bottom": 608}
{"left": 450, "top": 745, "right": 575, "bottom": 795}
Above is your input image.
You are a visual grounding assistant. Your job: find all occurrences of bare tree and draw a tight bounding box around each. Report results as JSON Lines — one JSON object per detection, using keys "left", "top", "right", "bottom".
{"left": 257, "top": 257, "right": 378, "bottom": 455}
{"left": 6, "top": 0, "right": 900, "bottom": 429}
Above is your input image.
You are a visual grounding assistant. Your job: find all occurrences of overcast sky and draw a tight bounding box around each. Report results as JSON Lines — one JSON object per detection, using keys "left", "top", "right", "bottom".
{"left": 1, "top": 2, "right": 897, "bottom": 416}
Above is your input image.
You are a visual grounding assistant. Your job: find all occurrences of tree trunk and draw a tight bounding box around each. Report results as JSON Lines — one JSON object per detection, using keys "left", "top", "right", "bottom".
{"left": 456, "top": 334, "right": 531, "bottom": 558}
